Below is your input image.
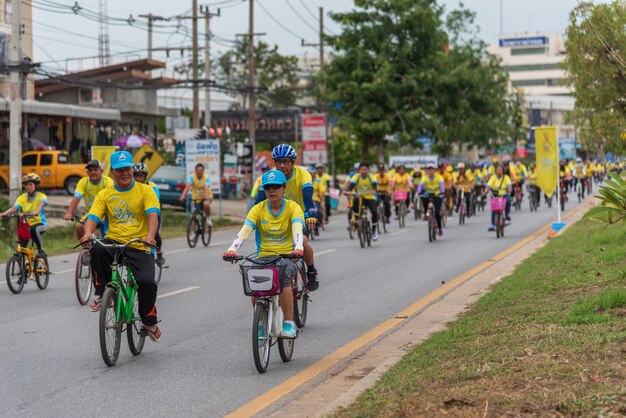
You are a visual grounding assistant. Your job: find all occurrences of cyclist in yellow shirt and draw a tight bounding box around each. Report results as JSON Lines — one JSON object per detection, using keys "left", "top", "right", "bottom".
{"left": 453, "top": 163, "right": 473, "bottom": 218}
{"left": 223, "top": 170, "right": 305, "bottom": 339}
{"left": 81, "top": 151, "right": 161, "bottom": 341}
{"left": 64, "top": 160, "right": 114, "bottom": 240}
{"left": 485, "top": 164, "right": 512, "bottom": 231}
{"left": 417, "top": 163, "right": 445, "bottom": 236}
{"left": 179, "top": 163, "right": 213, "bottom": 225}
{"left": 527, "top": 163, "right": 541, "bottom": 208}
{"left": 315, "top": 164, "right": 332, "bottom": 223}
{"left": 347, "top": 162, "right": 379, "bottom": 241}
{"left": 376, "top": 164, "right": 392, "bottom": 224}
{"left": 585, "top": 160, "right": 594, "bottom": 194}
{"left": 438, "top": 163, "right": 453, "bottom": 213}
{"left": 250, "top": 166, "right": 270, "bottom": 200}
{"left": 0, "top": 173, "right": 49, "bottom": 258}
{"left": 391, "top": 165, "right": 413, "bottom": 218}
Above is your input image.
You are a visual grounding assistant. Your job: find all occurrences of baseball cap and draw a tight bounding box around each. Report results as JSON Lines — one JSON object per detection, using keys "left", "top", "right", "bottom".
{"left": 426, "top": 163, "right": 435, "bottom": 169}
{"left": 85, "top": 160, "right": 103, "bottom": 170}
{"left": 110, "top": 151, "right": 134, "bottom": 170}
{"left": 262, "top": 169, "right": 287, "bottom": 187}
{"left": 315, "top": 163, "right": 324, "bottom": 169}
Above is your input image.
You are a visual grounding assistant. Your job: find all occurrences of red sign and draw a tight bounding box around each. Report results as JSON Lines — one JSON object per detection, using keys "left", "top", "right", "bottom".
{"left": 302, "top": 113, "right": 327, "bottom": 164}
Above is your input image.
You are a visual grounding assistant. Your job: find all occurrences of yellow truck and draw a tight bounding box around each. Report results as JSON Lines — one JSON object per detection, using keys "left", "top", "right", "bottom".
{"left": 0, "top": 150, "right": 86, "bottom": 195}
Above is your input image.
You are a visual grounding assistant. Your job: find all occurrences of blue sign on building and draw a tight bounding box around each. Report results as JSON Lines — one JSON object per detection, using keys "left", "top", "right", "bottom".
{"left": 499, "top": 36, "right": 548, "bottom": 48}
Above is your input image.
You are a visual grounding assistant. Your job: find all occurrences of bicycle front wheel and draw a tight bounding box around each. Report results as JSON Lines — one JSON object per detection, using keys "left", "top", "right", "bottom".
{"left": 155, "top": 259, "right": 163, "bottom": 285}
{"left": 99, "top": 287, "right": 122, "bottom": 367}
{"left": 75, "top": 250, "right": 93, "bottom": 304}
{"left": 6, "top": 254, "right": 25, "bottom": 294}
{"left": 127, "top": 293, "right": 146, "bottom": 356}
{"left": 201, "top": 218, "right": 212, "bottom": 247}
{"left": 358, "top": 221, "right": 365, "bottom": 248}
{"left": 293, "top": 268, "right": 308, "bottom": 328}
{"left": 35, "top": 255, "right": 49, "bottom": 290}
{"left": 186, "top": 216, "right": 199, "bottom": 248}
{"left": 252, "top": 303, "right": 271, "bottom": 373}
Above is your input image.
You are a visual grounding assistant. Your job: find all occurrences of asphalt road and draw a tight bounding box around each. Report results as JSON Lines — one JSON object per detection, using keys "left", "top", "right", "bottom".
{"left": 0, "top": 192, "right": 584, "bottom": 417}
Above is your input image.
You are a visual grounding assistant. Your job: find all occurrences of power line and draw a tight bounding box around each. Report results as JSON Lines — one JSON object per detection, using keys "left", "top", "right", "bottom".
{"left": 283, "top": 0, "right": 318, "bottom": 33}
{"left": 257, "top": 0, "right": 306, "bottom": 41}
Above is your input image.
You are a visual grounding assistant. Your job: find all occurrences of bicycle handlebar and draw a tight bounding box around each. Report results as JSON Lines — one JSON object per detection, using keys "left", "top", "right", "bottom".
{"left": 1, "top": 213, "right": 36, "bottom": 220}
{"left": 223, "top": 253, "right": 301, "bottom": 263}
{"left": 74, "top": 236, "right": 156, "bottom": 250}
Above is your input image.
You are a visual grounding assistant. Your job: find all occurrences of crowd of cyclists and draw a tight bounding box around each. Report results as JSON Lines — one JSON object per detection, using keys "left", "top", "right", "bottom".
{"left": 2, "top": 142, "right": 621, "bottom": 352}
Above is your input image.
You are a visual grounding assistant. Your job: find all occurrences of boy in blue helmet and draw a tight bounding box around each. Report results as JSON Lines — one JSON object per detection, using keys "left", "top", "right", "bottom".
{"left": 255, "top": 144, "right": 319, "bottom": 291}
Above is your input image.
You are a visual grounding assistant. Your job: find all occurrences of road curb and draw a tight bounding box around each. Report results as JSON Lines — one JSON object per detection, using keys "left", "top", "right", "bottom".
{"left": 233, "top": 200, "right": 594, "bottom": 418}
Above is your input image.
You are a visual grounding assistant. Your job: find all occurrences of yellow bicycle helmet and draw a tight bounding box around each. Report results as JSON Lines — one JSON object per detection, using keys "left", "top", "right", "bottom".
{"left": 22, "top": 173, "right": 41, "bottom": 184}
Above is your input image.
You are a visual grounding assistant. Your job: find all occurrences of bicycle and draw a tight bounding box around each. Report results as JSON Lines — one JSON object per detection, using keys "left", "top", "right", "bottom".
{"left": 393, "top": 190, "right": 408, "bottom": 228}
{"left": 348, "top": 194, "right": 372, "bottom": 248}
{"left": 425, "top": 195, "right": 439, "bottom": 243}
{"left": 413, "top": 192, "right": 423, "bottom": 221}
{"left": 560, "top": 178, "right": 567, "bottom": 212}
{"left": 68, "top": 215, "right": 93, "bottom": 305}
{"left": 225, "top": 253, "right": 303, "bottom": 373}
{"left": 458, "top": 189, "right": 467, "bottom": 225}
{"left": 513, "top": 182, "right": 522, "bottom": 211}
{"left": 80, "top": 237, "right": 156, "bottom": 367}
{"left": 186, "top": 198, "right": 212, "bottom": 248}
{"left": 528, "top": 186, "right": 539, "bottom": 212}
{"left": 3, "top": 214, "right": 50, "bottom": 294}
{"left": 377, "top": 193, "right": 388, "bottom": 234}
{"left": 490, "top": 196, "right": 507, "bottom": 239}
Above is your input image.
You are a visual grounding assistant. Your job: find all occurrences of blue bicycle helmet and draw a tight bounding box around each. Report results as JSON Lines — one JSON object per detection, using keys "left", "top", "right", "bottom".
{"left": 272, "top": 144, "right": 297, "bottom": 160}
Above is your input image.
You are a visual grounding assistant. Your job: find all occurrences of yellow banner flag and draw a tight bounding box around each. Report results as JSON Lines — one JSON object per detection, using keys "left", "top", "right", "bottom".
{"left": 91, "top": 146, "right": 118, "bottom": 176}
{"left": 535, "top": 126, "right": 558, "bottom": 197}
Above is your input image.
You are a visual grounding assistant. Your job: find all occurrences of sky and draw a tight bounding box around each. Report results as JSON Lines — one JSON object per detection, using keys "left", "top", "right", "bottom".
{"left": 30, "top": 0, "right": 589, "bottom": 75}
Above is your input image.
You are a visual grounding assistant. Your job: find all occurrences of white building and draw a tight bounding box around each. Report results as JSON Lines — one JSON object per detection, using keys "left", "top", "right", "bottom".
{"left": 488, "top": 33, "right": 577, "bottom": 155}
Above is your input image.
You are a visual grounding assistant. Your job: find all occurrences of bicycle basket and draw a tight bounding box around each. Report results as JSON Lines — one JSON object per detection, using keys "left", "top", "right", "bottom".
{"left": 240, "top": 264, "right": 286, "bottom": 297}
{"left": 490, "top": 197, "right": 507, "bottom": 212}
{"left": 393, "top": 190, "right": 408, "bottom": 201}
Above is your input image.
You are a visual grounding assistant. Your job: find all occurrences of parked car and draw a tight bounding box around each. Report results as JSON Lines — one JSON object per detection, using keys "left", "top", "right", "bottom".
{"left": 151, "top": 165, "right": 186, "bottom": 207}
{"left": 0, "top": 150, "right": 86, "bottom": 195}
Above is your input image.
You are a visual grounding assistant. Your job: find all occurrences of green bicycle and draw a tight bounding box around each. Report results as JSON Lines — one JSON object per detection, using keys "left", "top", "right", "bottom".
{"left": 81, "top": 237, "right": 154, "bottom": 367}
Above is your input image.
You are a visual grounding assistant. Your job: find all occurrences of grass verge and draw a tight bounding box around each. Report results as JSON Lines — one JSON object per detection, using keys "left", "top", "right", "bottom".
{"left": 0, "top": 208, "right": 240, "bottom": 261}
{"left": 335, "top": 220, "right": 626, "bottom": 417}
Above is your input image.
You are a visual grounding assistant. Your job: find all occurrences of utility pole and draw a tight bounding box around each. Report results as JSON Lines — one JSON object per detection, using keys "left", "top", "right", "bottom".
{"left": 191, "top": 0, "right": 200, "bottom": 129}
{"left": 139, "top": 13, "right": 166, "bottom": 59}
{"left": 200, "top": 6, "right": 220, "bottom": 130}
{"left": 319, "top": 7, "right": 324, "bottom": 73}
{"left": 9, "top": 0, "right": 23, "bottom": 201}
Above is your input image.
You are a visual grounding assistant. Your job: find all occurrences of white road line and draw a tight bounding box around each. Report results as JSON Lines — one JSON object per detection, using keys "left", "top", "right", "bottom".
{"left": 166, "top": 248, "right": 190, "bottom": 255}
{"left": 389, "top": 229, "right": 410, "bottom": 236}
{"left": 316, "top": 249, "right": 336, "bottom": 257}
{"left": 55, "top": 268, "right": 75, "bottom": 274}
{"left": 158, "top": 286, "right": 199, "bottom": 299}
{"left": 209, "top": 240, "right": 230, "bottom": 248}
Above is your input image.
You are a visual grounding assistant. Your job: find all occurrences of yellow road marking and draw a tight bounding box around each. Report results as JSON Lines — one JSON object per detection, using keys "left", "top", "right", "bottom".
{"left": 224, "top": 205, "right": 585, "bottom": 418}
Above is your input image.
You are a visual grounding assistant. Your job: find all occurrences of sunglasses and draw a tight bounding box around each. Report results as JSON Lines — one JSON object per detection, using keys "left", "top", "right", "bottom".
{"left": 264, "top": 184, "right": 283, "bottom": 191}
{"left": 273, "top": 159, "right": 294, "bottom": 165}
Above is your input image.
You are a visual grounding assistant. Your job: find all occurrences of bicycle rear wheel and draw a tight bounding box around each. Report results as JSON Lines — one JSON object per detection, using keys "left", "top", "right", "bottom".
{"left": 293, "top": 267, "right": 308, "bottom": 328}
{"left": 127, "top": 293, "right": 146, "bottom": 355}
{"left": 186, "top": 216, "right": 199, "bottom": 248}
{"left": 252, "top": 303, "right": 271, "bottom": 373}
{"left": 6, "top": 254, "right": 25, "bottom": 294}
{"left": 201, "top": 218, "right": 212, "bottom": 247}
{"left": 35, "top": 255, "right": 49, "bottom": 290}
{"left": 278, "top": 337, "right": 294, "bottom": 362}
{"left": 99, "top": 287, "right": 122, "bottom": 367}
{"left": 75, "top": 249, "right": 93, "bottom": 305}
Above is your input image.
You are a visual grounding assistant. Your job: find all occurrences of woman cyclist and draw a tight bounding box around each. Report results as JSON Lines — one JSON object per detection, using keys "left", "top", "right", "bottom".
{"left": 223, "top": 170, "right": 304, "bottom": 339}
{"left": 0, "top": 173, "right": 49, "bottom": 257}
{"left": 133, "top": 162, "right": 165, "bottom": 266}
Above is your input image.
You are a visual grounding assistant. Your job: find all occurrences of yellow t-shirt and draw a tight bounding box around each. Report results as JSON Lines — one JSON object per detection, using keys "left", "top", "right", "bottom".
{"left": 528, "top": 169, "right": 538, "bottom": 185}
{"left": 88, "top": 181, "right": 160, "bottom": 251}
{"left": 376, "top": 173, "right": 392, "bottom": 193}
{"left": 392, "top": 173, "right": 412, "bottom": 192}
{"left": 487, "top": 175, "right": 511, "bottom": 196}
{"left": 585, "top": 164, "right": 593, "bottom": 178}
{"left": 420, "top": 174, "right": 444, "bottom": 196}
{"left": 454, "top": 171, "right": 473, "bottom": 193}
{"left": 350, "top": 173, "right": 377, "bottom": 200}
{"left": 245, "top": 199, "right": 305, "bottom": 258}
{"left": 74, "top": 176, "right": 114, "bottom": 211}
{"left": 441, "top": 172, "right": 453, "bottom": 189}
{"left": 313, "top": 178, "right": 327, "bottom": 202}
{"left": 188, "top": 173, "right": 212, "bottom": 201}
{"left": 272, "top": 166, "right": 314, "bottom": 211}
{"left": 15, "top": 191, "right": 48, "bottom": 226}
{"left": 315, "top": 173, "right": 331, "bottom": 195}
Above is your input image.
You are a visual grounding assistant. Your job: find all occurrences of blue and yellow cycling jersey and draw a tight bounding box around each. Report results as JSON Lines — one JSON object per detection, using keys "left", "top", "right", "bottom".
{"left": 420, "top": 174, "right": 444, "bottom": 196}
{"left": 188, "top": 173, "right": 212, "bottom": 200}
{"left": 88, "top": 181, "right": 160, "bottom": 251}
{"left": 245, "top": 199, "right": 305, "bottom": 257}
{"left": 350, "top": 173, "right": 377, "bottom": 200}
{"left": 15, "top": 192, "right": 48, "bottom": 226}
{"left": 74, "top": 176, "right": 114, "bottom": 211}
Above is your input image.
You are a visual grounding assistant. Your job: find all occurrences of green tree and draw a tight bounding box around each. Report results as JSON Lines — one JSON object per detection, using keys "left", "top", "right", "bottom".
{"left": 321, "top": 0, "right": 519, "bottom": 160}
{"left": 563, "top": 1, "right": 626, "bottom": 155}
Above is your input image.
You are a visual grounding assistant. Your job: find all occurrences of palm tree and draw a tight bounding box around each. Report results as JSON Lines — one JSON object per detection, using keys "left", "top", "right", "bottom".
{"left": 583, "top": 172, "right": 626, "bottom": 224}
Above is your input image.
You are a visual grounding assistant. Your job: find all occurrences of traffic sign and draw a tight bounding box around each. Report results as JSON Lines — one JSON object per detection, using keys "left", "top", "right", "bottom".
{"left": 133, "top": 144, "right": 164, "bottom": 179}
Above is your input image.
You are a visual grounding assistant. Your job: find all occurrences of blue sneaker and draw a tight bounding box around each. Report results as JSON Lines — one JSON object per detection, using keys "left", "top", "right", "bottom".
{"left": 281, "top": 321, "right": 297, "bottom": 339}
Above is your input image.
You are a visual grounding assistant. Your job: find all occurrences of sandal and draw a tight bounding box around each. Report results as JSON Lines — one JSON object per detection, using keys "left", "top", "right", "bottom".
{"left": 89, "top": 297, "right": 102, "bottom": 312}
{"left": 140, "top": 325, "right": 161, "bottom": 342}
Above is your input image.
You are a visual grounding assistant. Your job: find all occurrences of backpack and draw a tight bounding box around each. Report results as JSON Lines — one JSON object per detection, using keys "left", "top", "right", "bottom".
{"left": 17, "top": 216, "right": 31, "bottom": 242}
